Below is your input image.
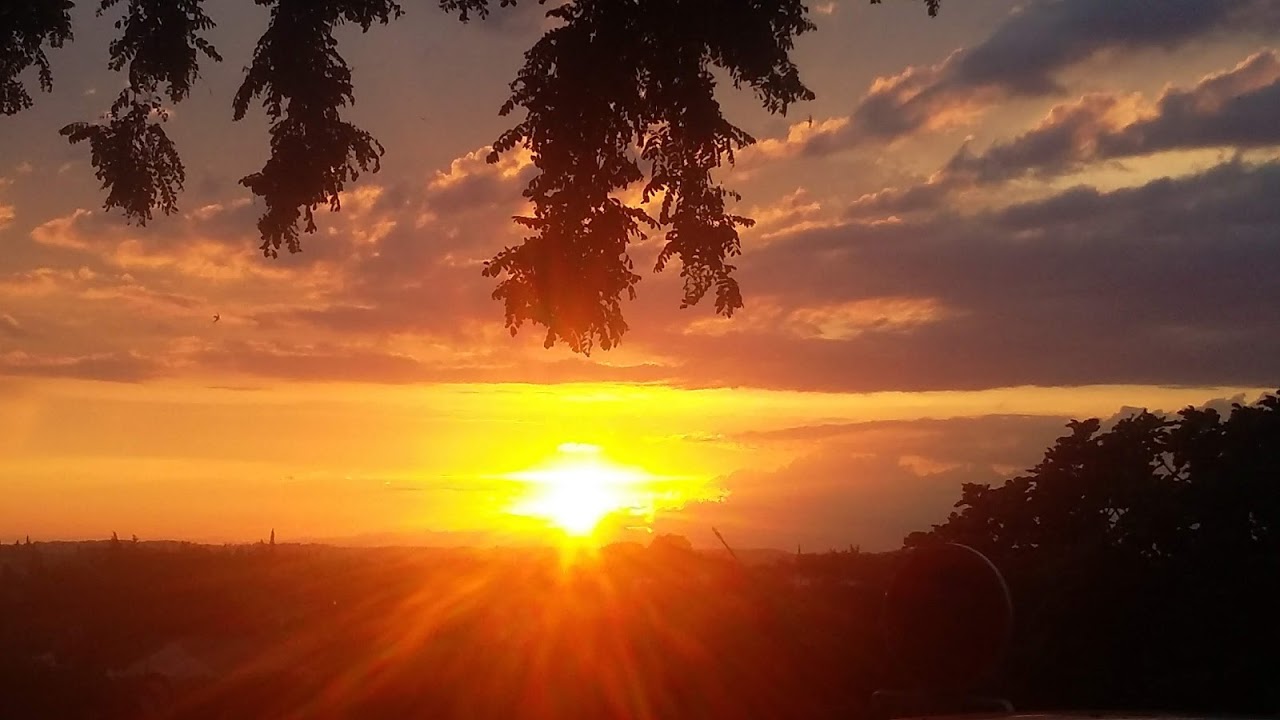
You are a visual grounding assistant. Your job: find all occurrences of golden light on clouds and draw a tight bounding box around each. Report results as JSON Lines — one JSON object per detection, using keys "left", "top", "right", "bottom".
{"left": 683, "top": 296, "right": 948, "bottom": 340}
{"left": 787, "top": 296, "right": 949, "bottom": 340}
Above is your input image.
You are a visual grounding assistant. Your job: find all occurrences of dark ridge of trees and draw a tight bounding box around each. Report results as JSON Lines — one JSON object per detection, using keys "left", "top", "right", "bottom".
{"left": 907, "top": 390, "right": 1280, "bottom": 713}
{"left": 0, "top": 0, "right": 941, "bottom": 353}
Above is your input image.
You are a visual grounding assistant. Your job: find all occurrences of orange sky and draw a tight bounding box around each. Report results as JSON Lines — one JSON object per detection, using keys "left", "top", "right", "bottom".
{"left": 1, "top": 0, "right": 1278, "bottom": 548}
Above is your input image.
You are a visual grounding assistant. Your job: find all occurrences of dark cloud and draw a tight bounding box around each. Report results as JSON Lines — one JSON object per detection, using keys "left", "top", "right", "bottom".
{"left": 846, "top": 175, "right": 957, "bottom": 218}
{"left": 803, "top": 0, "right": 1280, "bottom": 153}
{"left": 253, "top": 155, "right": 1276, "bottom": 390}
{"left": 1100, "top": 52, "right": 1280, "bottom": 152}
{"left": 635, "top": 159, "right": 1280, "bottom": 392}
{"left": 945, "top": 94, "right": 1133, "bottom": 183}
{"left": 952, "top": 0, "right": 1276, "bottom": 97}
{"left": 948, "top": 51, "right": 1280, "bottom": 183}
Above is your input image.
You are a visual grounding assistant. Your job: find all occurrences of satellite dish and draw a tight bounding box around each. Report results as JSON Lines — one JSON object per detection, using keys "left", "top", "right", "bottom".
{"left": 882, "top": 543, "right": 1013, "bottom": 694}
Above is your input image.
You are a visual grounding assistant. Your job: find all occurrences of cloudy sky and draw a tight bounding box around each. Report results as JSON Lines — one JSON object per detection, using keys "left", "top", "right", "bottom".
{"left": 1, "top": 0, "right": 1276, "bottom": 549}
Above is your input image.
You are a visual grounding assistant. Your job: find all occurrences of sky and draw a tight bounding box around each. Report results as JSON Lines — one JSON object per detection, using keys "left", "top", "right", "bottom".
{"left": 1, "top": 0, "right": 1277, "bottom": 550}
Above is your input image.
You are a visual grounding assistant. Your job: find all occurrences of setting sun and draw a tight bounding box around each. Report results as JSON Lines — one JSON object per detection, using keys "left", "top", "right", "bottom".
{"left": 508, "top": 443, "right": 654, "bottom": 537}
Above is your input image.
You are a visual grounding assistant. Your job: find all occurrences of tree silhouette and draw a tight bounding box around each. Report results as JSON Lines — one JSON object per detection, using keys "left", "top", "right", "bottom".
{"left": 0, "top": 1, "right": 74, "bottom": 115}
{"left": 2, "top": 0, "right": 942, "bottom": 352}
{"left": 910, "top": 392, "right": 1280, "bottom": 561}
{"left": 907, "top": 391, "right": 1280, "bottom": 712}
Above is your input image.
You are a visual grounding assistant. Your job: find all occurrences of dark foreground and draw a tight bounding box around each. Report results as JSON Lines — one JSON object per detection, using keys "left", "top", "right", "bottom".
{"left": 1, "top": 535, "right": 1275, "bottom": 720}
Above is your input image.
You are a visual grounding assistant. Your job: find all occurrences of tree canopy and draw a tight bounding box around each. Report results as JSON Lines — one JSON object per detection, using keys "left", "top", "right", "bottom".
{"left": 910, "top": 392, "right": 1280, "bottom": 560}
{"left": 907, "top": 392, "right": 1280, "bottom": 710}
{"left": 2, "top": 0, "right": 941, "bottom": 353}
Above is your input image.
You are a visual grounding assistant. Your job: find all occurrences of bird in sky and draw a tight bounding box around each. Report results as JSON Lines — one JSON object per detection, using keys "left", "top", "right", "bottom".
{"left": 212, "top": 314, "right": 220, "bottom": 323}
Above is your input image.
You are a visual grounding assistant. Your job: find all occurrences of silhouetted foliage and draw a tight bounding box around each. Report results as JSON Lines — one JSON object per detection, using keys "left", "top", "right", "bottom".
{"left": 60, "top": 95, "right": 185, "bottom": 224}
{"left": 913, "top": 392, "right": 1280, "bottom": 560}
{"left": 0, "top": 1, "right": 74, "bottom": 115}
{"left": 232, "top": 0, "right": 402, "bottom": 257}
{"left": 57, "top": 0, "right": 221, "bottom": 225}
{"left": 483, "top": 0, "right": 814, "bottom": 351}
{"left": 908, "top": 391, "right": 1280, "bottom": 713}
{"left": 2, "top": 0, "right": 942, "bottom": 351}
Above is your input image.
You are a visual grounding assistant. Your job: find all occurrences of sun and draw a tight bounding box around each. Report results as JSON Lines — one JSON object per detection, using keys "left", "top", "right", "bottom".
{"left": 508, "top": 444, "right": 649, "bottom": 537}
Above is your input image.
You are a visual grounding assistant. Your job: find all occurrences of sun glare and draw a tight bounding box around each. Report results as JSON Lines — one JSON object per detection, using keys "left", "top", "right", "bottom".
{"left": 508, "top": 443, "right": 653, "bottom": 538}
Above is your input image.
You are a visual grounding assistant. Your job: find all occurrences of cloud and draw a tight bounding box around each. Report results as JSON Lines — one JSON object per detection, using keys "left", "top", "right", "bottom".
{"left": 0, "top": 314, "right": 27, "bottom": 339}
{"left": 0, "top": 174, "right": 13, "bottom": 228}
{"left": 948, "top": 51, "right": 1280, "bottom": 183}
{"left": 192, "top": 341, "right": 443, "bottom": 385}
{"left": 5, "top": 139, "right": 542, "bottom": 386}
{"left": 786, "top": 296, "right": 951, "bottom": 340}
{"left": 636, "top": 158, "right": 1280, "bottom": 392}
{"left": 733, "top": 414, "right": 1073, "bottom": 472}
{"left": 184, "top": 339, "right": 675, "bottom": 386}
{"left": 846, "top": 174, "right": 956, "bottom": 218}
{"left": 739, "top": 187, "right": 844, "bottom": 242}
{"left": 746, "top": 116, "right": 852, "bottom": 161}
{"left": 655, "top": 407, "right": 1229, "bottom": 549}
{"left": 186, "top": 156, "right": 1280, "bottom": 391}
{"left": 0, "top": 141, "right": 554, "bottom": 385}
{"left": 948, "top": 0, "right": 1277, "bottom": 96}
{"left": 249, "top": 145, "right": 541, "bottom": 344}
{"left": 782, "top": 0, "right": 1280, "bottom": 156}
{"left": 6, "top": 64, "right": 1275, "bottom": 394}
{"left": 0, "top": 265, "right": 201, "bottom": 318}
{"left": 656, "top": 448, "right": 999, "bottom": 551}
{"left": 30, "top": 209, "right": 97, "bottom": 250}
{"left": 683, "top": 295, "right": 950, "bottom": 341}
{"left": 0, "top": 267, "right": 98, "bottom": 298}
{"left": 0, "top": 350, "right": 159, "bottom": 382}
{"left": 26, "top": 206, "right": 343, "bottom": 297}
{"left": 422, "top": 145, "right": 535, "bottom": 216}
{"left": 843, "top": 52, "right": 1280, "bottom": 221}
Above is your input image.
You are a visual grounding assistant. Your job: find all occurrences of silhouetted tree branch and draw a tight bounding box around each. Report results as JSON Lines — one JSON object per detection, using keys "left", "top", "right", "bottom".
{"left": 232, "top": 0, "right": 401, "bottom": 257}
{"left": 58, "top": 0, "right": 221, "bottom": 225}
{"left": 2, "top": 0, "right": 943, "bottom": 351}
{"left": 0, "top": 1, "right": 74, "bottom": 115}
